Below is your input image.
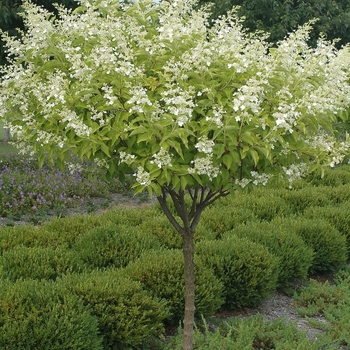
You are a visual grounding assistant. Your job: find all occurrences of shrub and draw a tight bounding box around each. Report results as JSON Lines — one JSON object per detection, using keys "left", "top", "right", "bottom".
{"left": 41, "top": 214, "right": 106, "bottom": 247}
{"left": 166, "top": 314, "right": 317, "bottom": 350}
{"left": 279, "top": 186, "right": 331, "bottom": 214}
{"left": 0, "top": 245, "right": 86, "bottom": 281}
{"left": 196, "top": 202, "right": 257, "bottom": 241}
{"left": 135, "top": 215, "right": 182, "bottom": 249}
{"left": 273, "top": 217, "right": 347, "bottom": 273}
{"left": 196, "top": 236, "right": 279, "bottom": 309}
{"left": 72, "top": 224, "right": 162, "bottom": 269}
{"left": 0, "top": 225, "right": 59, "bottom": 253}
{"left": 294, "top": 273, "right": 350, "bottom": 348}
{"left": 237, "top": 188, "right": 292, "bottom": 221}
{"left": 303, "top": 203, "right": 350, "bottom": 253}
{"left": 307, "top": 165, "right": 350, "bottom": 187}
{"left": 120, "top": 249, "right": 224, "bottom": 324}
{"left": 228, "top": 222, "right": 314, "bottom": 287}
{"left": 0, "top": 279, "right": 103, "bottom": 350}
{"left": 59, "top": 270, "right": 169, "bottom": 349}
{"left": 322, "top": 184, "right": 350, "bottom": 205}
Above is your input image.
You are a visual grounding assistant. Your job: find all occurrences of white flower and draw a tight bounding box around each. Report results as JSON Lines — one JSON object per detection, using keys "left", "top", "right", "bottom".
{"left": 235, "top": 178, "right": 251, "bottom": 188}
{"left": 119, "top": 151, "right": 136, "bottom": 165}
{"left": 188, "top": 155, "right": 220, "bottom": 180}
{"left": 195, "top": 137, "right": 214, "bottom": 154}
{"left": 150, "top": 148, "right": 172, "bottom": 168}
{"left": 135, "top": 166, "right": 151, "bottom": 186}
{"left": 250, "top": 171, "right": 271, "bottom": 186}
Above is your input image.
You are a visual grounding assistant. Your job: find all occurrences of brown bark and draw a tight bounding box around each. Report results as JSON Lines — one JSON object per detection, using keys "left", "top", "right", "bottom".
{"left": 182, "top": 226, "right": 195, "bottom": 350}
{"left": 157, "top": 185, "right": 229, "bottom": 350}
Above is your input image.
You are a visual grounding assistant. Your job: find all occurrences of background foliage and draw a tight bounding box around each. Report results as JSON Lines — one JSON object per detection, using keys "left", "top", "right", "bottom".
{"left": 197, "top": 0, "right": 350, "bottom": 48}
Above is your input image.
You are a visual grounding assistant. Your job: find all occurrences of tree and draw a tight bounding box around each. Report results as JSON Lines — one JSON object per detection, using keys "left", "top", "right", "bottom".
{"left": 0, "top": 0, "right": 79, "bottom": 65}
{"left": 197, "top": 0, "right": 350, "bottom": 48}
{"left": 1, "top": 0, "right": 350, "bottom": 349}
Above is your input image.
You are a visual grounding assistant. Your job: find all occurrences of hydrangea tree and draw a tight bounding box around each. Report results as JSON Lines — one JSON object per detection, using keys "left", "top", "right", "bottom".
{"left": 1, "top": 0, "right": 350, "bottom": 348}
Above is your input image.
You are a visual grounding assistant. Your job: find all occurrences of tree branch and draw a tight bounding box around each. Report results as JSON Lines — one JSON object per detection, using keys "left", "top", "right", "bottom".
{"left": 157, "top": 187, "right": 183, "bottom": 235}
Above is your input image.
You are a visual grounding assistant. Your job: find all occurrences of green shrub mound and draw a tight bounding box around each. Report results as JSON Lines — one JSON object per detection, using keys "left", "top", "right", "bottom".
{"left": 196, "top": 236, "right": 279, "bottom": 309}
{"left": 41, "top": 215, "right": 106, "bottom": 247}
{"left": 120, "top": 249, "right": 224, "bottom": 324}
{"left": 99, "top": 206, "right": 159, "bottom": 228}
{"left": 279, "top": 186, "right": 331, "bottom": 214}
{"left": 236, "top": 188, "right": 292, "bottom": 222}
{"left": 0, "top": 225, "right": 69, "bottom": 253}
{"left": 72, "top": 224, "right": 162, "bottom": 269}
{"left": 0, "top": 245, "right": 86, "bottom": 281}
{"left": 228, "top": 222, "right": 314, "bottom": 287}
{"left": 303, "top": 202, "right": 350, "bottom": 253}
{"left": 322, "top": 184, "right": 350, "bottom": 205}
{"left": 307, "top": 165, "right": 350, "bottom": 187}
{"left": 59, "top": 270, "right": 169, "bottom": 349}
{"left": 135, "top": 214, "right": 183, "bottom": 249}
{"left": 273, "top": 217, "right": 347, "bottom": 273}
{"left": 166, "top": 314, "right": 317, "bottom": 350}
{"left": 196, "top": 202, "right": 257, "bottom": 241}
{"left": 0, "top": 279, "right": 103, "bottom": 350}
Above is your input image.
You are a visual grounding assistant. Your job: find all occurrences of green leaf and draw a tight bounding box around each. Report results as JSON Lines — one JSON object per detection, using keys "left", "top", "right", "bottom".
{"left": 249, "top": 149, "right": 259, "bottom": 166}
{"left": 222, "top": 154, "right": 233, "bottom": 169}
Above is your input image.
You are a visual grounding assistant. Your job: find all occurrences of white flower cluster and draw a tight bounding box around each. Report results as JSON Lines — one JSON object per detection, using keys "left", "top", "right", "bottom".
{"left": 101, "top": 85, "right": 118, "bottom": 106}
{"left": 127, "top": 85, "right": 153, "bottom": 113}
{"left": 235, "top": 178, "right": 251, "bottom": 188}
{"left": 232, "top": 78, "right": 266, "bottom": 117}
{"left": 195, "top": 137, "right": 215, "bottom": 154}
{"left": 282, "top": 163, "right": 309, "bottom": 184}
{"left": 94, "top": 158, "right": 108, "bottom": 168}
{"left": 135, "top": 166, "right": 151, "bottom": 186}
{"left": 67, "top": 162, "right": 83, "bottom": 174}
{"left": 205, "top": 107, "right": 224, "bottom": 127}
{"left": 60, "top": 109, "right": 92, "bottom": 137}
{"left": 35, "top": 130, "right": 66, "bottom": 148}
{"left": 250, "top": 171, "right": 271, "bottom": 186}
{"left": 188, "top": 155, "right": 220, "bottom": 180}
{"left": 161, "top": 85, "right": 196, "bottom": 127}
{"left": 150, "top": 148, "right": 172, "bottom": 168}
{"left": 119, "top": 151, "right": 136, "bottom": 165}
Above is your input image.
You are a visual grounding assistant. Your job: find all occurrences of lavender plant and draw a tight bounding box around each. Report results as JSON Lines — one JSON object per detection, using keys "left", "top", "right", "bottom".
{"left": 0, "top": 155, "right": 123, "bottom": 218}
{"left": 0, "top": 0, "right": 349, "bottom": 348}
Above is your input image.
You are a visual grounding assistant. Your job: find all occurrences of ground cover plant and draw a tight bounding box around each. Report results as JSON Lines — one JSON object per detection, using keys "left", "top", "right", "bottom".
{"left": 0, "top": 154, "right": 127, "bottom": 223}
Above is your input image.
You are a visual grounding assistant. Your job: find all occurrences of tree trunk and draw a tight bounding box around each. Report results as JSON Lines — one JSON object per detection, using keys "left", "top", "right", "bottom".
{"left": 3, "top": 128, "right": 10, "bottom": 143}
{"left": 182, "top": 226, "right": 195, "bottom": 350}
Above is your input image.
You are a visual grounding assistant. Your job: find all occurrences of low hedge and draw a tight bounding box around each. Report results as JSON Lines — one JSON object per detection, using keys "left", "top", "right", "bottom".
{"left": 279, "top": 187, "right": 331, "bottom": 214}
{"left": 228, "top": 222, "right": 314, "bottom": 287}
{"left": 273, "top": 217, "right": 347, "bottom": 273}
{"left": 0, "top": 245, "right": 86, "bottom": 281}
{"left": 0, "top": 225, "right": 66, "bottom": 253}
{"left": 120, "top": 249, "right": 224, "bottom": 324}
{"left": 307, "top": 165, "right": 350, "bottom": 187}
{"left": 72, "top": 224, "right": 162, "bottom": 269}
{"left": 0, "top": 279, "right": 103, "bottom": 350}
{"left": 303, "top": 202, "right": 350, "bottom": 254}
{"left": 41, "top": 214, "right": 106, "bottom": 248}
{"left": 135, "top": 215, "right": 182, "bottom": 249}
{"left": 196, "top": 236, "right": 279, "bottom": 309}
{"left": 59, "top": 270, "right": 169, "bottom": 349}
